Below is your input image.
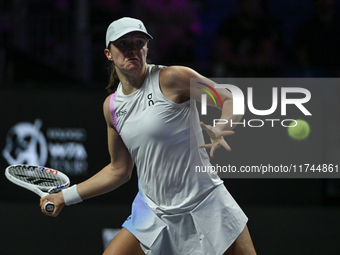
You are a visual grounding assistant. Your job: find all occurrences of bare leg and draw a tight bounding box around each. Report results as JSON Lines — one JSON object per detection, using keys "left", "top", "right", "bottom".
{"left": 103, "top": 228, "right": 145, "bottom": 255}
{"left": 224, "top": 225, "right": 256, "bottom": 255}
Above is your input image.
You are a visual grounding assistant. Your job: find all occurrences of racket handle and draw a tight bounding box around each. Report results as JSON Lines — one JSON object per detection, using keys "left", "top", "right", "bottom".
{"left": 44, "top": 201, "right": 55, "bottom": 213}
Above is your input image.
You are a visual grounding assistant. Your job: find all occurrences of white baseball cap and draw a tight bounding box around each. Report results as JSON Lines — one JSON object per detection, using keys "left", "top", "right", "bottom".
{"left": 106, "top": 17, "right": 153, "bottom": 47}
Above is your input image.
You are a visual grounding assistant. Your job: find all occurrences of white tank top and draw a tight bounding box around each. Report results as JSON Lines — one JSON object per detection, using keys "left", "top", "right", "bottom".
{"left": 110, "top": 64, "right": 223, "bottom": 214}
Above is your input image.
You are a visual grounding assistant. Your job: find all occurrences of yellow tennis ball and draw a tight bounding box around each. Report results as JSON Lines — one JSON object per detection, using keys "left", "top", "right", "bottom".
{"left": 287, "top": 119, "right": 310, "bottom": 140}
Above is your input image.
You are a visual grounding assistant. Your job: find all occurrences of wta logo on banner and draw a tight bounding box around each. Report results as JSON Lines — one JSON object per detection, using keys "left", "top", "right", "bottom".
{"left": 196, "top": 80, "right": 312, "bottom": 128}
{"left": 2, "top": 119, "right": 88, "bottom": 176}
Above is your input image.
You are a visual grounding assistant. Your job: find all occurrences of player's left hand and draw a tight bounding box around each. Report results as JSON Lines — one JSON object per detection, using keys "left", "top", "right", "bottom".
{"left": 199, "top": 122, "right": 234, "bottom": 157}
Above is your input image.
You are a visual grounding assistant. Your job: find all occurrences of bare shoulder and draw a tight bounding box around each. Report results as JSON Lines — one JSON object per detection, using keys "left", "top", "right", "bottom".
{"left": 160, "top": 66, "right": 203, "bottom": 88}
{"left": 103, "top": 94, "right": 114, "bottom": 128}
{"left": 159, "top": 66, "right": 204, "bottom": 102}
{"left": 103, "top": 94, "right": 111, "bottom": 114}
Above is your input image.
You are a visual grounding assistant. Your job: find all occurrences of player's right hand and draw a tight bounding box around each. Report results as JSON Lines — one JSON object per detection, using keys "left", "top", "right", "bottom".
{"left": 40, "top": 192, "right": 65, "bottom": 217}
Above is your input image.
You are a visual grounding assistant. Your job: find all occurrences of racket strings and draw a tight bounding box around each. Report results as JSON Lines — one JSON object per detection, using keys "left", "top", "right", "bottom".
{"left": 9, "top": 165, "right": 66, "bottom": 187}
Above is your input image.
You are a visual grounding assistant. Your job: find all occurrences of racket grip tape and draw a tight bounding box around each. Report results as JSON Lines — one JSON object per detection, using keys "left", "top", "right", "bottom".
{"left": 44, "top": 201, "right": 55, "bottom": 213}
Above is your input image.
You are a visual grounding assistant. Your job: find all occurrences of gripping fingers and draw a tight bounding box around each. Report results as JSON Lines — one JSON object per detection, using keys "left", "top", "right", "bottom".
{"left": 44, "top": 201, "right": 55, "bottom": 213}
{"left": 40, "top": 199, "right": 51, "bottom": 214}
{"left": 40, "top": 197, "right": 55, "bottom": 216}
{"left": 40, "top": 194, "right": 65, "bottom": 217}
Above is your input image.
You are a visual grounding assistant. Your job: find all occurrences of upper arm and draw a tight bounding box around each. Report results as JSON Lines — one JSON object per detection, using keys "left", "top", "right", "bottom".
{"left": 159, "top": 65, "right": 233, "bottom": 109}
{"left": 103, "top": 96, "right": 134, "bottom": 176}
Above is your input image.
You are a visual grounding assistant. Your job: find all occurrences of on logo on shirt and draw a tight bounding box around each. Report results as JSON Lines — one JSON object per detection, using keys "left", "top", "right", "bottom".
{"left": 147, "top": 93, "right": 154, "bottom": 106}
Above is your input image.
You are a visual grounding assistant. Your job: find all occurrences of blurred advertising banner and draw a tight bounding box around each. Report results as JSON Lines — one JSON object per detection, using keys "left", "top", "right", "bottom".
{"left": 3, "top": 118, "right": 88, "bottom": 176}
{"left": 0, "top": 88, "right": 109, "bottom": 201}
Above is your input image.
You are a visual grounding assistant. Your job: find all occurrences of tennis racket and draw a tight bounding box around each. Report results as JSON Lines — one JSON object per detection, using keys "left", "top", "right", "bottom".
{"left": 5, "top": 164, "right": 70, "bottom": 213}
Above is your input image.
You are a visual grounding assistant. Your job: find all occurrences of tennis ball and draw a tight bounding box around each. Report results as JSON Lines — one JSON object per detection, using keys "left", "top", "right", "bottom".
{"left": 287, "top": 119, "right": 310, "bottom": 140}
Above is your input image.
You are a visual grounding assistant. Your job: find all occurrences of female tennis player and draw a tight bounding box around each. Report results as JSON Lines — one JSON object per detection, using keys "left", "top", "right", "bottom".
{"left": 40, "top": 17, "right": 256, "bottom": 255}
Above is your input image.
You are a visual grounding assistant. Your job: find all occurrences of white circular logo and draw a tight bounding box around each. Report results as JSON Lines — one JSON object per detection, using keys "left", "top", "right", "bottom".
{"left": 2, "top": 119, "right": 48, "bottom": 166}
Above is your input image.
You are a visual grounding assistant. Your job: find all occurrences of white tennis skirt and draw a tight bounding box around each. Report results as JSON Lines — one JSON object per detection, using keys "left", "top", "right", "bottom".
{"left": 122, "top": 184, "right": 248, "bottom": 255}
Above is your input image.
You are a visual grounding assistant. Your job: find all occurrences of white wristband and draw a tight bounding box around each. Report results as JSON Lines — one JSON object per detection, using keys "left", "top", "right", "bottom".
{"left": 62, "top": 184, "right": 83, "bottom": 206}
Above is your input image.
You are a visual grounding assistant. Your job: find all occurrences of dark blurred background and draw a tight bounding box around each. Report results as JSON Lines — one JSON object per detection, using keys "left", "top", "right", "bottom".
{"left": 1, "top": 0, "right": 340, "bottom": 254}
